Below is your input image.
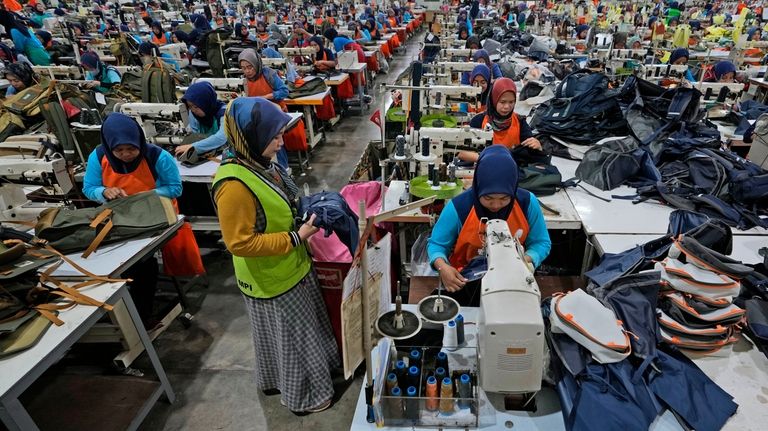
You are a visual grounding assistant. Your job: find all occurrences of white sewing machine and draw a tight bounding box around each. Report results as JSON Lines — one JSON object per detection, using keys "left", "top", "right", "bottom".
{"left": 404, "top": 125, "right": 493, "bottom": 163}
{"left": 478, "top": 219, "right": 544, "bottom": 394}
{"left": 694, "top": 82, "right": 746, "bottom": 102}
{"left": 595, "top": 49, "right": 649, "bottom": 61}
{"left": 424, "top": 62, "right": 482, "bottom": 84}
{"left": 158, "top": 43, "right": 189, "bottom": 68}
{"left": 417, "top": 84, "right": 483, "bottom": 109}
{"left": 0, "top": 135, "right": 73, "bottom": 222}
{"left": 32, "top": 65, "right": 83, "bottom": 80}
{"left": 278, "top": 47, "right": 316, "bottom": 58}
{"left": 192, "top": 77, "right": 244, "bottom": 101}
{"left": 117, "top": 102, "right": 189, "bottom": 145}
{"left": 440, "top": 48, "right": 477, "bottom": 59}
{"left": 640, "top": 64, "right": 690, "bottom": 81}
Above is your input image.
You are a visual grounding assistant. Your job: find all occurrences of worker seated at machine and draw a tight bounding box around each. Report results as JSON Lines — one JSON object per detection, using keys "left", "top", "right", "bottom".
{"left": 427, "top": 146, "right": 551, "bottom": 306}
{"left": 461, "top": 78, "right": 541, "bottom": 162}
{"left": 174, "top": 82, "right": 227, "bottom": 158}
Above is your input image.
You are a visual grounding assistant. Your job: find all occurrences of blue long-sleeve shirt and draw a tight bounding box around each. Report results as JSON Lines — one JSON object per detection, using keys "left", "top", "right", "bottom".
{"left": 187, "top": 114, "right": 227, "bottom": 153}
{"left": 10, "top": 28, "right": 50, "bottom": 65}
{"left": 262, "top": 68, "right": 289, "bottom": 100}
{"left": 461, "top": 63, "right": 503, "bottom": 84}
{"left": 427, "top": 191, "right": 552, "bottom": 269}
{"left": 83, "top": 149, "right": 182, "bottom": 204}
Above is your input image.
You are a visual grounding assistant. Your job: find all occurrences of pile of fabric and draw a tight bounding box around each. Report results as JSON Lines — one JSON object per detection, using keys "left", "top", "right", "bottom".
{"left": 655, "top": 234, "right": 751, "bottom": 352}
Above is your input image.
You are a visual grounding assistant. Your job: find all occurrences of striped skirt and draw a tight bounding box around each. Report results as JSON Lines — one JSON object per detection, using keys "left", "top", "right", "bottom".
{"left": 242, "top": 269, "right": 340, "bottom": 411}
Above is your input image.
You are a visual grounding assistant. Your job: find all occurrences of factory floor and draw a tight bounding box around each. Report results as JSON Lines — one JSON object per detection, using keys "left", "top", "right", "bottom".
{"left": 8, "top": 40, "right": 423, "bottom": 431}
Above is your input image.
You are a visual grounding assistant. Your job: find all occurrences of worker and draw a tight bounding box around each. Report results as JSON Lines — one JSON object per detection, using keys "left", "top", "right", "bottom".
{"left": 212, "top": 97, "right": 339, "bottom": 414}
{"left": 469, "top": 64, "right": 491, "bottom": 112}
{"left": 83, "top": 113, "right": 204, "bottom": 324}
{"left": 150, "top": 20, "right": 172, "bottom": 45}
{"left": 427, "top": 145, "right": 552, "bottom": 306}
{"left": 81, "top": 51, "right": 122, "bottom": 93}
{"left": 309, "top": 36, "right": 336, "bottom": 73}
{"left": 0, "top": 10, "right": 50, "bottom": 65}
{"left": 703, "top": 60, "right": 737, "bottom": 83}
{"left": 575, "top": 24, "right": 590, "bottom": 39}
{"left": 234, "top": 23, "right": 257, "bottom": 43}
{"left": 287, "top": 21, "right": 312, "bottom": 47}
{"left": 3, "top": 62, "right": 37, "bottom": 97}
{"left": 460, "top": 49, "right": 503, "bottom": 84}
{"left": 238, "top": 48, "right": 289, "bottom": 110}
{"left": 667, "top": 48, "right": 697, "bottom": 82}
{"left": 174, "top": 82, "right": 227, "bottom": 157}
{"left": 29, "top": 2, "right": 52, "bottom": 28}
{"left": 462, "top": 78, "right": 541, "bottom": 162}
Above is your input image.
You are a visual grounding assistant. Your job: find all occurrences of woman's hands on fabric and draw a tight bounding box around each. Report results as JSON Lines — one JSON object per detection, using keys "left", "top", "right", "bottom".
{"left": 437, "top": 262, "right": 467, "bottom": 292}
{"left": 174, "top": 144, "right": 192, "bottom": 157}
{"left": 521, "top": 137, "right": 542, "bottom": 150}
{"left": 103, "top": 187, "right": 127, "bottom": 200}
{"left": 298, "top": 213, "right": 320, "bottom": 240}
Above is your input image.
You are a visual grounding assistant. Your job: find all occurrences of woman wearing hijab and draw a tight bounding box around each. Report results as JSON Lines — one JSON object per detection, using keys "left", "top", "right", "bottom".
{"left": 0, "top": 10, "right": 50, "bottom": 65}
{"left": 255, "top": 21, "right": 269, "bottom": 42}
{"left": 575, "top": 24, "right": 590, "bottom": 39}
{"left": 83, "top": 113, "right": 203, "bottom": 321}
{"left": 460, "top": 49, "right": 503, "bottom": 84}
{"left": 150, "top": 20, "right": 171, "bottom": 45}
{"left": 174, "top": 82, "right": 227, "bottom": 157}
{"left": 238, "top": 48, "right": 289, "bottom": 110}
{"left": 30, "top": 2, "right": 52, "bottom": 28}
{"left": 464, "top": 78, "right": 540, "bottom": 161}
{"left": 81, "top": 51, "right": 121, "bottom": 93}
{"left": 3, "top": 62, "right": 37, "bottom": 97}
{"left": 212, "top": 97, "right": 339, "bottom": 414}
{"left": 465, "top": 35, "right": 481, "bottom": 50}
{"left": 468, "top": 64, "right": 490, "bottom": 113}
{"left": 172, "top": 30, "right": 189, "bottom": 45}
{"left": 667, "top": 48, "right": 696, "bottom": 82}
{"left": 457, "top": 24, "right": 470, "bottom": 41}
{"left": 703, "top": 60, "right": 737, "bottom": 83}
{"left": 234, "top": 22, "right": 257, "bottom": 43}
{"left": 309, "top": 36, "right": 336, "bottom": 73}
{"left": 287, "top": 20, "right": 312, "bottom": 48}
{"left": 427, "top": 145, "right": 551, "bottom": 306}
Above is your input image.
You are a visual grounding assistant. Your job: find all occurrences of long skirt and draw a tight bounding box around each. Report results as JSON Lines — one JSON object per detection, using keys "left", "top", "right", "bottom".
{"left": 242, "top": 270, "right": 340, "bottom": 411}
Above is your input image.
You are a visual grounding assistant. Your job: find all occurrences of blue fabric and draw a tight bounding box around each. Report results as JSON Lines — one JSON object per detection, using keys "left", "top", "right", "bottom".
{"left": 263, "top": 68, "right": 290, "bottom": 100}
{"left": 263, "top": 47, "right": 298, "bottom": 83}
{"left": 5, "top": 86, "right": 16, "bottom": 97}
{"left": 84, "top": 148, "right": 181, "bottom": 204}
{"left": 182, "top": 82, "right": 227, "bottom": 131}
{"left": 427, "top": 189, "right": 551, "bottom": 269}
{"left": 298, "top": 192, "right": 359, "bottom": 255}
{"left": 584, "top": 236, "right": 672, "bottom": 286}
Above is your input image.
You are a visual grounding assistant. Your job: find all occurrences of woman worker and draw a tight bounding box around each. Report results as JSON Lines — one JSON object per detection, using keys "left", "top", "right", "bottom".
{"left": 462, "top": 78, "right": 541, "bottom": 162}
{"left": 174, "top": 82, "right": 227, "bottom": 157}
{"left": 460, "top": 49, "right": 503, "bottom": 84}
{"left": 309, "top": 36, "right": 336, "bottom": 73}
{"left": 468, "top": 64, "right": 491, "bottom": 113}
{"left": 427, "top": 145, "right": 551, "bottom": 306}
{"left": 0, "top": 10, "right": 50, "bottom": 65}
{"left": 83, "top": 113, "right": 204, "bottom": 323}
{"left": 81, "top": 51, "right": 122, "bottom": 93}
{"left": 667, "top": 48, "right": 696, "bottom": 82}
{"left": 703, "top": 60, "right": 737, "bottom": 83}
{"left": 212, "top": 97, "right": 339, "bottom": 414}
{"left": 3, "top": 62, "right": 37, "bottom": 97}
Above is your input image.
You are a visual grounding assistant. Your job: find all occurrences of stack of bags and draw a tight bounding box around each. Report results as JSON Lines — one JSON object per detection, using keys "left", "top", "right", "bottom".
{"left": 655, "top": 235, "right": 753, "bottom": 352}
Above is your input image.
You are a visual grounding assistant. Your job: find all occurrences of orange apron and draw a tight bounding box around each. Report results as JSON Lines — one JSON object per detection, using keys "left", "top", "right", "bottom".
{"left": 245, "top": 75, "right": 288, "bottom": 111}
{"left": 151, "top": 33, "right": 169, "bottom": 45}
{"left": 101, "top": 157, "right": 205, "bottom": 276}
{"left": 481, "top": 115, "right": 521, "bottom": 148}
{"left": 449, "top": 204, "right": 529, "bottom": 271}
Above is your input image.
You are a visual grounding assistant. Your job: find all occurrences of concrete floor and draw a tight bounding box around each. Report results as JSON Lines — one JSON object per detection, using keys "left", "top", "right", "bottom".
{"left": 137, "top": 39, "right": 423, "bottom": 431}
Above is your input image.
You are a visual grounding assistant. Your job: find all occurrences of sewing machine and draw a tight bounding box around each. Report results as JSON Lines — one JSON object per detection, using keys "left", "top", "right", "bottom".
{"left": 640, "top": 64, "right": 690, "bottom": 81}
{"left": 32, "top": 65, "right": 83, "bottom": 80}
{"left": 117, "top": 102, "right": 189, "bottom": 145}
{"left": 478, "top": 219, "right": 544, "bottom": 394}
{"left": 694, "top": 82, "right": 746, "bottom": 103}
{"left": 415, "top": 84, "right": 483, "bottom": 109}
{"left": 158, "top": 43, "right": 189, "bottom": 68}
{"left": 423, "top": 62, "right": 482, "bottom": 84}
{"left": 440, "top": 48, "right": 477, "bottom": 60}
{"left": 0, "top": 136, "right": 73, "bottom": 222}
{"left": 278, "top": 47, "right": 316, "bottom": 58}
{"left": 262, "top": 57, "right": 286, "bottom": 69}
{"left": 595, "top": 49, "right": 651, "bottom": 61}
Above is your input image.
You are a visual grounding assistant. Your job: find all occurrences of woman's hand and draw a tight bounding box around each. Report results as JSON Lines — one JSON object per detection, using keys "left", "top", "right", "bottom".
{"left": 457, "top": 150, "right": 479, "bottom": 163}
{"left": 521, "top": 137, "right": 542, "bottom": 150}
{"left": 174, "top": 144, "right": 193, "bottom": 157}
{"left": 298, "top": 213, "right": 320, "bottom": 240}
{"left": 103, "top": 187, "right": 127, "bottom": 200}
{"left": 437, "top": 262, "right": 467, "bottom": 292}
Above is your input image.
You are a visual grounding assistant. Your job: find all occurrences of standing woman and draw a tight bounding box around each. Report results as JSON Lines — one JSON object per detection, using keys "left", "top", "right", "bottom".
{"left": 212, "top": 97, "right": 339, "bottom": 414}
{"left": 0, "top": 10, "right": 50, "bottom": 65}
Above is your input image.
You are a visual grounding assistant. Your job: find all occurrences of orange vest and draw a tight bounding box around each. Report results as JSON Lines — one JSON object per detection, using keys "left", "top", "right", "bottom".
{"left": 449, "top": 204, "right": 529, "bottom": 270}
{"left": 245, "top": 75, "right": 288, "bottom": 111}
{"left": 100, "top": 155, "right": 205, "bottom": 276}
{"left": 152, "top": 33, "right": 169, "bottom": 46}
{"left": 481, "top": 114, "right": 521, "bottom": 148}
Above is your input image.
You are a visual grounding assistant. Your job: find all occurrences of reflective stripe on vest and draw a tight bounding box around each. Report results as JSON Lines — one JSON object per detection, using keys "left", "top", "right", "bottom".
{"left": 482, "top": 114, "right": 521, "bottom": 148}
{"left": 449, "top": 203, "right": 529, "bottom": 271}
{"left": 213, "top": 163, "right": 310, "bottom": 298}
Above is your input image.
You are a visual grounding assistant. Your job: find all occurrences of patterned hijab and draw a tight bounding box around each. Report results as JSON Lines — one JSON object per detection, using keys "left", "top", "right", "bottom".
{"left": 224, "top": 97, "right": 291, "bottom": 168}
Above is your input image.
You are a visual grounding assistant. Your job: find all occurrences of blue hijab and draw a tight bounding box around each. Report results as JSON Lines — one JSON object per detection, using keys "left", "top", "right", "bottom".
{"left": 471, "top": 145, "right": 519, "bottom": 220}
{"left": 226, "top": 97, "right": 291, "bottom": 167}
{"left": 100, "top": 113, "right": 162, "bottom": 174}
{"left": 712, "top": 61, "right": 736, "bottom": 80}
{"left": 668, "top": 48, "right": 689, "bottom": 64}
{"left": 182, "top": 82, "right": 226, "bottom": 131}
{"left": 470, "top": 64, "right": 491, "bottom": 103}
{"left": 472, "top": 49, "right": 492, "bottom": 67}
{"left": 332, "top": 35, "right": 355, "bottom": 53}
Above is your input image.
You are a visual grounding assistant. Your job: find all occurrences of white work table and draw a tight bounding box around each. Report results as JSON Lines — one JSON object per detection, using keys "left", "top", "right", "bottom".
{"left": 351, "top": 307, "right": 768, "bottom": 430}
{"left": 0, "top": 281, "right": 175, "bottom": 430}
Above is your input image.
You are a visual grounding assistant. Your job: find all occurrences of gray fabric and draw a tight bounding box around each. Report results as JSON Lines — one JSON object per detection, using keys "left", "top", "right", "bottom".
{"left": 242, "top": 270, "right": 340, "bottom": 411}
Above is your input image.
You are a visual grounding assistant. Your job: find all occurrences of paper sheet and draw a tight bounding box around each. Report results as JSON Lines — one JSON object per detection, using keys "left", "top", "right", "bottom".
{"left": 341, "top": 273, "right": 381, "bottom": 380}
